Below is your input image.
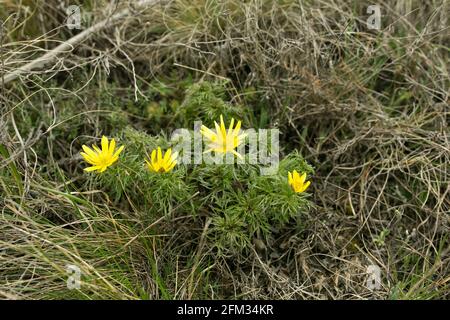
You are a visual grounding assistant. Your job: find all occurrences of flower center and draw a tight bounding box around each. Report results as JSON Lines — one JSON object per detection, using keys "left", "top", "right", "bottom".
{"left": 97, "top": 153, "right": 111, "bottom": 166}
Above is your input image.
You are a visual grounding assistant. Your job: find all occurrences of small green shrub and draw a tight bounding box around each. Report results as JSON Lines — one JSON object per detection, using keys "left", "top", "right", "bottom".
{"left": 79, "top": 82, "right": 314, "bottom": 256}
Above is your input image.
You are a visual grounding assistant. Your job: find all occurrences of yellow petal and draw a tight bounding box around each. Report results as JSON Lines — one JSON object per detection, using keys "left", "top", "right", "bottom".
{"left": 157, "top": 147, "right": 162, "bottom": 161}
{"left": 231, "top": 150, "right": 243, "bottom": 159}
{"left": 80, "top": 152, "right": 97, "bottom": 165}
{"left": 233, "top": 120, "right": 242, "bottom": 136}
{"left": 82, "top": 145, "right": 97, "bottom": 158}
{"left": 164, "top": 157, "right": 177, "bottom": 170}
{"left": 200, "top": 126, "right": 216, "bottom": 138}
{"left": 151, "top": 149, "right": 156, "bottom": 164}
{"left": 84, "top": 165, "right": 101, "bottom": 172}
{"left": 166, "top": 160, "right": 177, "bottom": 172}
{"left": 163, "top": 148, "right": 172, "bottom": 163}
{"left": 299, "top": 172, "right": 307, "bottom": 186}
{"left": 165, "top": 156, "right": 175, "bottom": 168}
{"left": 214, "top": 121, "right": 222, "bottom": 137}
{"left": 238, "top": 132, "right": 247, "bottom": 141}
{"left": 101, "top": 136, "right": 108, "bottom": 152}
{"left": 110, "top": 155, "right": 120, "bottom": 165}
{"left": 228, "top": 118, "right": 235, "bottom": 134}
{"left": 301, "top": 180, "right": 311, "bottom": 193}
{"left": 112, "top": 145, "right": 124, "bottom": 158}
{"left": 109, "top": 138, "right": 116, "bottom": 154}
{"left": 157, "top": 147, "right": 163, "bottom": 167}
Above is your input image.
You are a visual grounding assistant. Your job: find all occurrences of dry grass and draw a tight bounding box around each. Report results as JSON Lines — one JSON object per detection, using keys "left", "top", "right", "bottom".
{"left": 0, "top": 0, "right": 449, "bottom": 299}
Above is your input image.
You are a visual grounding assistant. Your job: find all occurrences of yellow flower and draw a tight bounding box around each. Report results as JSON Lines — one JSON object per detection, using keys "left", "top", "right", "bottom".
{"left": 80, "top": 136, "right": 124, "bottom": 173}
{"left": 146, "top": 147, "right": 178, "bottom": 173}
{"left": 288, "top": 170, "right": 311, "bottom": 193}
{"left": 200, "top": 115, "right": 246, "bottom": 158}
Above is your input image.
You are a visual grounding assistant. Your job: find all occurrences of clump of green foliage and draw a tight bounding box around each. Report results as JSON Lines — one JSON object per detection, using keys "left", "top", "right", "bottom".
{"left": 80, "top": 82, "right": 313, "bottom": 256}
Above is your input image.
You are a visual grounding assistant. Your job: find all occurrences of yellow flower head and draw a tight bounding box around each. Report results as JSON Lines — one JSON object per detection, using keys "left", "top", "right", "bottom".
{"left": 288, "top": 170, "right": 311, "bottom": 193}
{"left": 146, "top": 147, "right": 178, "bottom": 173}
{"left": 200, "top": 115, "right": 246, "bottom": 158}
{"left": 80, "top": 136, "right": 124, "bottom": 173}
